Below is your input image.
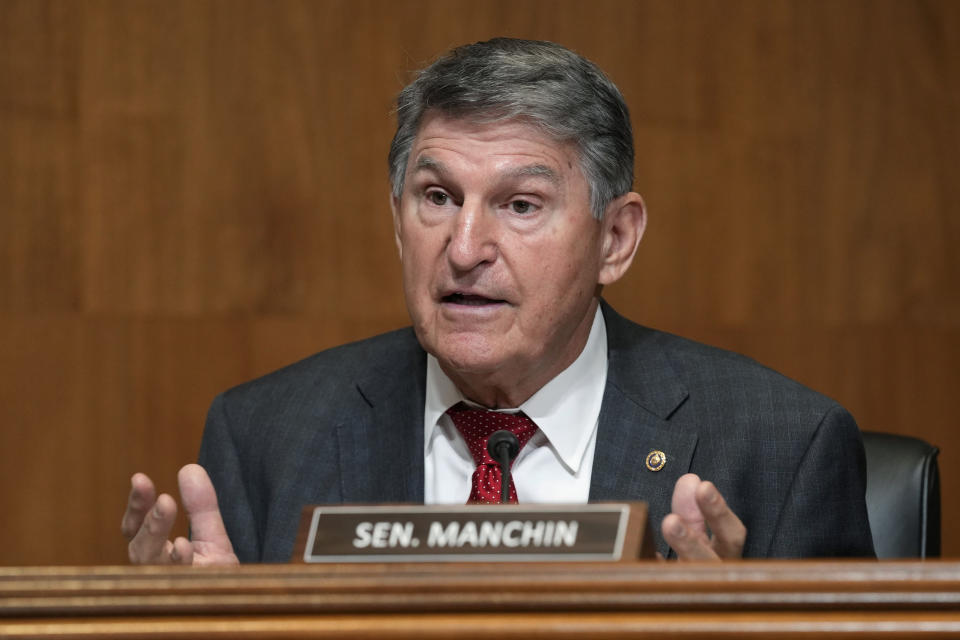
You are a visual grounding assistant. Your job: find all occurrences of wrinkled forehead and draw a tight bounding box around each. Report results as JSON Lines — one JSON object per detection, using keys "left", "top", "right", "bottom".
{"left": 418, "top": 107, "right": 577, "bottom": 143}
{"left": 406, "top": 111, "right": 583, "bottom": 175}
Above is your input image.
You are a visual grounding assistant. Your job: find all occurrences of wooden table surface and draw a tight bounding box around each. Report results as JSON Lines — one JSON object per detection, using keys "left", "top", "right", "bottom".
{"left": 3, "top": 560, "right": 960, "bottom": 638}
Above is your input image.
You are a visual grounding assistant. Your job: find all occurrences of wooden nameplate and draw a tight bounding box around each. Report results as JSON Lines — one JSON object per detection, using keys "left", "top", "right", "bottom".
{"left": 292, "top": 502, "right": 654, "bottom": 563}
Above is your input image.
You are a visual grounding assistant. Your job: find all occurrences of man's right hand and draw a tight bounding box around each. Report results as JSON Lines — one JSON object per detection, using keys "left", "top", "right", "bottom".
{"left": 661, "top": 473, "right": 747, "bottom": 561}
{"left": 121, "top": 464, "right": 239, "bottom": 565}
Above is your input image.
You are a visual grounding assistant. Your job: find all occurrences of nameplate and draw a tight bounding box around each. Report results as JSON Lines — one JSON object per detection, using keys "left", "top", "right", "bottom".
{"left": 293, "top": 502, "right": 653, "bottom": 563}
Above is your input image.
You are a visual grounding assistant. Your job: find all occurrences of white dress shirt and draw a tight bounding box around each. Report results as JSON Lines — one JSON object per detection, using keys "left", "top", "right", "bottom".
{"left": 423, "top": 306, "right": 608, "bottom": 504}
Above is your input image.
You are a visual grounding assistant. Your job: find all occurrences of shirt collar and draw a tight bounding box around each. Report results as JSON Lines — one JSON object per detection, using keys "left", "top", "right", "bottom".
{"left": 424, "top": 305, "right": 608, "bottom": 474}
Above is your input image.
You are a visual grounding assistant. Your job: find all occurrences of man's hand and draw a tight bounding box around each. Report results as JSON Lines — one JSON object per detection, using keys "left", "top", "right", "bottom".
{"left": 661, "top": 473, "right": 746, "bottom": 560}
{"left": 121, "top": 464, "right": 239, "bottom": 565}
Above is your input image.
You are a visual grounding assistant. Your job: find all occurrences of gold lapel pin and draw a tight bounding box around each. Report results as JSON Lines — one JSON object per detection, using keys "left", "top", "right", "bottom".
{"left": 645, "top": 450, "right": 666, "bottom": 472}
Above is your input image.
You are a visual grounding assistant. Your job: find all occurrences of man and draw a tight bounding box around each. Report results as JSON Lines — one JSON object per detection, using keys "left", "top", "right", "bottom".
{"left": 123, "top": 38, "right": 874, "bottom": 564}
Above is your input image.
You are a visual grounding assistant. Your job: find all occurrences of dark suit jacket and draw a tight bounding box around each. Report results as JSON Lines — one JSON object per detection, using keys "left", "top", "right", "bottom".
{"left": 199, "top": 302, "right": 875, "bottom": 562}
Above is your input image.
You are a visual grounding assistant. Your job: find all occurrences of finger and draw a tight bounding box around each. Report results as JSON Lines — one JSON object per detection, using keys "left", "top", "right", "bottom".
{"left": 177, "top": 464, "right": 234, "bottom": 553}
{"left": 670, "top": 473, "right": 707, "bottom": 537}
{"left": 121, "top": 473, "right": 157, "bottom": 540}
{"left": 696, "top": 481, "right": 746, "bottom": 558}
{"left": 661, "top": 512, "right": 719, "bottom": 561}
{"left": 127, "top": 492, "right": 178, "bottom": 564}
{"left": 170, "top": 536, "right": 194, "bottom": 565}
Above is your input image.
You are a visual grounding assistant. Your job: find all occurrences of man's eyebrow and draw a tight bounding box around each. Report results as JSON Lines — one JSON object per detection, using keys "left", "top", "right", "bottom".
{"left": 412, "top": 156, "right": 447, "bottom": 176}
{"left": 503, "top": 164, "right": 561, "bottom": 186}
{"left": 411, "top": 156, "right": 561, "bottom": 186}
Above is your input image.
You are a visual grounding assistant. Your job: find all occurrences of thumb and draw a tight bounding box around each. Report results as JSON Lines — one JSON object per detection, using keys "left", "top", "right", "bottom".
{"left": 177, "top": 464, "right": 233, "bottom": 549}
{"left": 671, "top": 473, "right": 707, "bottom": 536}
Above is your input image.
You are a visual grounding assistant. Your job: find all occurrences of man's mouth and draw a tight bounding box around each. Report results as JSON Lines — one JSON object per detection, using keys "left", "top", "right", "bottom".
{"left": 441, "top": 292, "right": 505, "bottom": 306}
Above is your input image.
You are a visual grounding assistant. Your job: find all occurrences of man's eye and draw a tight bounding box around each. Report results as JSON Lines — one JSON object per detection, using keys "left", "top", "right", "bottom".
{"left": 427, "top": 191, "right": 449, "bottom": 206}
{"left": 510, "top": 200, "right": 534, "bottom": 214}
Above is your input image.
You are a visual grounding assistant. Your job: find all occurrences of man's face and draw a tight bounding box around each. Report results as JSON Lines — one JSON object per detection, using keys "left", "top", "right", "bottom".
{"left": 392, "top": 113, "right": 615, "bottom": 406}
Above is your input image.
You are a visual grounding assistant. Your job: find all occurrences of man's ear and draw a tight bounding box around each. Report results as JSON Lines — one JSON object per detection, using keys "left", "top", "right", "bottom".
{"left": 390, "top": 194, "right": 403, "bottom": 260}
{"left": 598, "top": 192, "right": 647, "bottom": 286}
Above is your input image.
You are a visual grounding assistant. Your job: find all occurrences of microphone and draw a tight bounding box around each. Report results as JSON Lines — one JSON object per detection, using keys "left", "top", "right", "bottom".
{"left": 487, "top": 430, "right": 521, "bottom": 504}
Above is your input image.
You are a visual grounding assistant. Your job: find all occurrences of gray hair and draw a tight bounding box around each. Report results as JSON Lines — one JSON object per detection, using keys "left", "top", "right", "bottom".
{"left": 387, "top": 38, "right": 634, "bottom": 220}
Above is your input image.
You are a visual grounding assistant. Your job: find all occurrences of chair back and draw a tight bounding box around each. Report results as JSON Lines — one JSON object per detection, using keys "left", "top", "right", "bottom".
{"left": 861, "top": 431, "right": 940, "bottom": 558}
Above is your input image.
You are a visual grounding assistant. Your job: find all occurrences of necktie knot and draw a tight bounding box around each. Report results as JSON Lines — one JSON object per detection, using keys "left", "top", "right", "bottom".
{"left": 446, "top": 402, "right": 539, "bottom": 503}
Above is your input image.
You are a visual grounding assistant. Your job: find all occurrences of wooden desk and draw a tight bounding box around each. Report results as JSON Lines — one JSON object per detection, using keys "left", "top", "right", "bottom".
{"left": 2, "top": 561, "right": 960, "bottom": 638}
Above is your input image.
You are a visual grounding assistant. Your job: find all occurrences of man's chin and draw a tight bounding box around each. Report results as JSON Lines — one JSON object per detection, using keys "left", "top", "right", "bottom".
{"left": 434, "top": 349, "right": 500, "bottom": 375}
{"left": 425, "top": 335, "right": 505, "bottom": 376}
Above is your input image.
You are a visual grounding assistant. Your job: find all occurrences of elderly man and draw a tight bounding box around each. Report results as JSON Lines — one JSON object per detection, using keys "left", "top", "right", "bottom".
{"left": 123, "top": 38, "right": 874, "bottom": 564}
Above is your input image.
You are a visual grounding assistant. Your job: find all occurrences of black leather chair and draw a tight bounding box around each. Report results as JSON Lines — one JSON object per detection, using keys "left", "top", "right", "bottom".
{"left": 861, "top": 431, "right": 940, "bottom": 558}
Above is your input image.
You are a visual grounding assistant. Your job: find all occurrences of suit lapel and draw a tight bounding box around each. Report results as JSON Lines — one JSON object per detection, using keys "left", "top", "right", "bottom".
{"left": 590, "top": 302, "right": 699, "bottom": 557}
{"left": 335, "top": 336, "right": 426, "bottom": 505}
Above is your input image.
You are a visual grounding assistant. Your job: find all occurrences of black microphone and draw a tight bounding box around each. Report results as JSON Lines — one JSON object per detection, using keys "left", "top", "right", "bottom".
{"left": 487, "top": 430, "right": 521, "bottom": 504}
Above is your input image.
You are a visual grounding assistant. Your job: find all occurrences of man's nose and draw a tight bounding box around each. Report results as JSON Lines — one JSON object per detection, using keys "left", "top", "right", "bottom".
{"left": 446, "top": 200, "right": 498, "bottom": 271}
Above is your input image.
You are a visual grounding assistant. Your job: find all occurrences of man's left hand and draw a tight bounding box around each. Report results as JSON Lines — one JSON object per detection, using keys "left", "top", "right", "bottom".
{"left": 661, "top": 473, "right": 746, "bottom": 560}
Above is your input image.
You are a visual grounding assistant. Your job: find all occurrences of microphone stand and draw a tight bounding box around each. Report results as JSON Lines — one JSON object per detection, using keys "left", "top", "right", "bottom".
{"left": 487, "top": 430, "right": 521, "bottom": 504}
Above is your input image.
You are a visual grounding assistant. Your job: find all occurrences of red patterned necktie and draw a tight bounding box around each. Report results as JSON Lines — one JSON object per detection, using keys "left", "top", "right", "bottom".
{"left": 446, "top": 402, "right": 539, "bottom": 504}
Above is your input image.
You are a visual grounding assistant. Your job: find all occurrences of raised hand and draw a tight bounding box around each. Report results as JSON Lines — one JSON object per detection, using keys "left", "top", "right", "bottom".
{"left": 661, "top": 473, "right": 746, "bottom": 560}
{"left": 122, "top": 464, "right": 239, "bottom": 565}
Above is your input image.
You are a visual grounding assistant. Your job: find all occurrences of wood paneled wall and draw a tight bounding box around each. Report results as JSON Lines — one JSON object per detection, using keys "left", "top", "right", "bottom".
{"left": 1, "top": 0, "right": 957, "bottom": 564}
